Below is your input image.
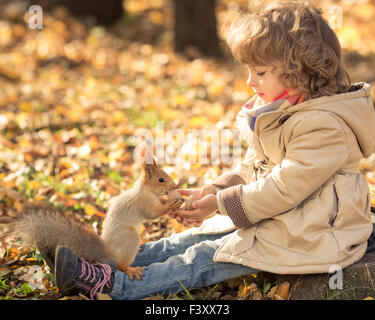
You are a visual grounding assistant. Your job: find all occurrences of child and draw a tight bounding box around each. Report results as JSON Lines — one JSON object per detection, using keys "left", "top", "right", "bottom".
{"left": 54, "top": 2, "right": 375, "bottom": 299}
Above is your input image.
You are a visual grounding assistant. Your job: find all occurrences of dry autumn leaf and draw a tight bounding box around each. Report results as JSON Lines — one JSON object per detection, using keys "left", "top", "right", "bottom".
{"left": 96, "top": 293, "right": 112, "bottom": 300}
{"left": 267, "top": 285, "right": 278, "bottom": 299}
{"left": 273, "top": 282, "right": 291, "bottom": 300}
{"left": 84, "top": 204, "right": 98, "bottom": 216}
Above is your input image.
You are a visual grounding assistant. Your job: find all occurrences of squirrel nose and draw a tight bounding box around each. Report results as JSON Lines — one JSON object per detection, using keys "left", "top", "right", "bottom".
{"left": 170, "top": 183, "right": 177, "bottom": 190}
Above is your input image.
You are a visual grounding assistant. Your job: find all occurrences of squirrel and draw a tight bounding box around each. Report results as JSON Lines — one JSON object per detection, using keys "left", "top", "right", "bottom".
{"left": 1, "top": 158, "right": 183, "bottom": 281}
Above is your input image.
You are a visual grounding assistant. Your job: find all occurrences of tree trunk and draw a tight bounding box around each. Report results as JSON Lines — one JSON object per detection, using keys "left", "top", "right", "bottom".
{"left": 172, "top": 0, "right": 222, "bottom": 58}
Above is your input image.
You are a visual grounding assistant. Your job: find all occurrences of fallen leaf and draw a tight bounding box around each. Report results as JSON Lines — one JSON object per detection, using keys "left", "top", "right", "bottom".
{"left": 273, "top": 282, "right": 291, "bottom": 300}
{"left": 25, "top": 257, "right": 37, "bottom": 262}
{"left": 84, "top": 204, "right": 98, "bottom": 216}
{"left": 95, "top": 211, "right": 107, "bottom": 218}
{"left": 97, "top": 293, "right": 112, "bottom": 300}
{"left": 267, "top": 285, "right": 278, "bottom": 299}
{"left": 0, "top": 267, "right": 12, "bottom": 278}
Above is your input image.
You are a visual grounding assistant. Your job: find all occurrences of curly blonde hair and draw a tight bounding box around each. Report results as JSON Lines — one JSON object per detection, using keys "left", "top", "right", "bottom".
{"left": 222, "top": 2, "right": 351, "bottom": 99}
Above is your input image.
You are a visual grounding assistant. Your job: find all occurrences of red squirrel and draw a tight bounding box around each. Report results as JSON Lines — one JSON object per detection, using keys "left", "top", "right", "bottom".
{"left": 2, "top": 158, "right": 183, "bottom": 280}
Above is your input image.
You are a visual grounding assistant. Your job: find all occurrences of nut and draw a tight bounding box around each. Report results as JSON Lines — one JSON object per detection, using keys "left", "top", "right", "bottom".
{"left": 167, "top": 190, "right": 182, "bottom": 202}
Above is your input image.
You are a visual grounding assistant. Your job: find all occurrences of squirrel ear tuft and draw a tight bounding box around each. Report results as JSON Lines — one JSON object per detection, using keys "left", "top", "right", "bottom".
{"left": 144, "top": 163, "right": 153, "bottom": 179}
{"left": 144, "top": 161, "right": 158, "bottom": 180}
{"left": 143, "top": 155, "right": 157, "bottom": 180}
{"left": 136, "top": 143, "right": 157, "bottom": 179}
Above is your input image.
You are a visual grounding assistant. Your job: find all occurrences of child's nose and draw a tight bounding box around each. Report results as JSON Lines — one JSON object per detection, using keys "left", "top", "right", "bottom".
{"left": 247, "top": 73, "right": 257, "bottom": 87}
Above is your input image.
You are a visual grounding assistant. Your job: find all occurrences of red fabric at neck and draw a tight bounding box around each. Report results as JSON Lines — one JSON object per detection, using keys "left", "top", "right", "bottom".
{"left": 272, "top": 89, "right": 289, "bottom": 102}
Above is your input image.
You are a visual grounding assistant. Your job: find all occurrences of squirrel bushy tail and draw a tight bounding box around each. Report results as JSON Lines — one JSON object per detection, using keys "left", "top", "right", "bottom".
{"left": 2, "top": 203, "right": 112, "bottom": 270}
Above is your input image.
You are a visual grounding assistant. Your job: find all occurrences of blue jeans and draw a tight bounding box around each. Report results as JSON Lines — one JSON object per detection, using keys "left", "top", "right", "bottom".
{"left": 109, "top": 228, "right": 259, "bottom": 300}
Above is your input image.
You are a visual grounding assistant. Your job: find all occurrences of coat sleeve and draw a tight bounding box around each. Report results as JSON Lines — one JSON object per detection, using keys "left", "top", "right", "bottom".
{"left": 211, "top": 147, "right": 256, "bottom": 191}
{"left": 217, "top": 112, "right": 349, "bottom": 228}
{"left": 209, "top": 148, "right": 256, "bottom": 218}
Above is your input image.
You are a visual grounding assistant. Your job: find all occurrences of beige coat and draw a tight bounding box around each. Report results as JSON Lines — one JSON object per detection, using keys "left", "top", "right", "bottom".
{"left": 194, "top": 82, "right": 375, "bottom": 274}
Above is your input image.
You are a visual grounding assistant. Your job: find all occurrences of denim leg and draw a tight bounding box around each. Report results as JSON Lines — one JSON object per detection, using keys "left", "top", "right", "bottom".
{"left": 110, "top": 232, "right": 259, "bottom": 300}
{"left": 132, "top": 228, "right": 235, "bottom": 267}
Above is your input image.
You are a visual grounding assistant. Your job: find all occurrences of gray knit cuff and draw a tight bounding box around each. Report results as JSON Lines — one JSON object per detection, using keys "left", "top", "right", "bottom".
{"left": 219, "top": 185, "right": 252, "bottom": 228}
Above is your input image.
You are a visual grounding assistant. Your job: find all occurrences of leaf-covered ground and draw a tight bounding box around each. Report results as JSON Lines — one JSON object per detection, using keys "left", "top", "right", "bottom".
{"left": 1, "top": 0, "right": 375, "bottom": 300}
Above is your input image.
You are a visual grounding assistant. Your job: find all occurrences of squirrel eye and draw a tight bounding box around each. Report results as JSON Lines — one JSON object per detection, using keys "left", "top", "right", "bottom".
{"left": 158, "top": 178, "right": 165, "bottom": 183}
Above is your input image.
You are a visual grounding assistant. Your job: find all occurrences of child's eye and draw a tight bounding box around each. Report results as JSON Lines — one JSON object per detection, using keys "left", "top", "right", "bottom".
{"left": 159, "top": 178, "right": 165, "bottom": 183}
{"left": 257, "top": 72, "right": 266, "bottom": 76}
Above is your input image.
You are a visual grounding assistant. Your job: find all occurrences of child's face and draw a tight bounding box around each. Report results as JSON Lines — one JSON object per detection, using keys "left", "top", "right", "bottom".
{"left": 246, "top": 65, "right": 287, "bottom": 103}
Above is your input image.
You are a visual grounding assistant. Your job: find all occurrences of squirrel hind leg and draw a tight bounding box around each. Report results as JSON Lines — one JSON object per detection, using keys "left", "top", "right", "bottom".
{"left": 36, "top": 241, "right": 56, "bottom": 271}
{"left": 117, "top": 263, "right": 145, "bottom": 281}
{"left": 40, "top": 251, "right": 55, "bottom": 271}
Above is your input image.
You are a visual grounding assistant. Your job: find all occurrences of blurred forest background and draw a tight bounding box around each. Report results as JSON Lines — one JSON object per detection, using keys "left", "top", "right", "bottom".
{"left": 0, "top": 0, "right": 375, "bottom": 300}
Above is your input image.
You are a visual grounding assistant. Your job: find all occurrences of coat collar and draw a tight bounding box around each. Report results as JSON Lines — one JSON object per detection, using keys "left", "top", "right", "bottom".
{"left": 241, "top": 82, "right": 372, "bottom": 136}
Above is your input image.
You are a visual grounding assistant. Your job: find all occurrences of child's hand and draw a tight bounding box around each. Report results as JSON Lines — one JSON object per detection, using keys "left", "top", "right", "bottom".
{"left": 171, "top": 189, "right": 218, "bottom": 227}
{"left": 169, "top": 189, "right": 203, "bottom": 227}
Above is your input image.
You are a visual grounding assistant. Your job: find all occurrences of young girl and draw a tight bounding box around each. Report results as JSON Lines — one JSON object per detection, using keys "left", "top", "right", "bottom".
{"left": 54, "top": 2, "right": 375, "bottom": 299}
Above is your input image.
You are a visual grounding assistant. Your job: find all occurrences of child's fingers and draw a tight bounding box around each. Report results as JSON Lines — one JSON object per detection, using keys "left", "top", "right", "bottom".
{"left": 183, "top": 220, "right": 191, "bottom": 227}
{"left": 191, "top": 195, "right": 212, "bottom": 209}
{"left": 182, "top": 218, "right": 203, "bottom": 227}
{"left": 175, "top": 208, "right": 203, "bottom": 220}
{"left": 182, "top": 218, "right": 197, "bottom": 227}
{"left": 192, "top": 220, "right": 203, "bottom": 227}
{"left": 171, "top": 209, "right": 191, "bottom": 224}
{"left": 176, "top": 189, "right": 201, "bottom": 196}
{"left": 170, "top": 202, "right": 185, "bottom": 215}
{"left": 173, "top": 208, "right": 193, "bottom": 217}
{"left": 172, "top": 213, "right": 200, "bottom": 227}
{"left": 174, "top": 215, "right": 184, "bottom": 224}
{"left": 175, "top": 189, "right": 192, "bottom": 196}
{"left": 173, "top": 208, "right": 187, "bottom": 216}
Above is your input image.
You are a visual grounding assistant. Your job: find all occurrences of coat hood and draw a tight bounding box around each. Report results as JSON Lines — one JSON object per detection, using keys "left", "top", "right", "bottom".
{"left": 287, "top": 82, "right": 375, "bottom": 158}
